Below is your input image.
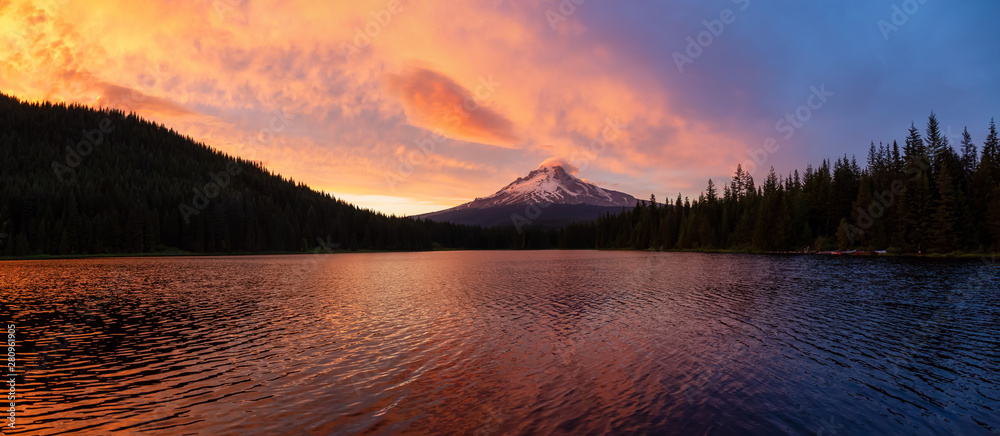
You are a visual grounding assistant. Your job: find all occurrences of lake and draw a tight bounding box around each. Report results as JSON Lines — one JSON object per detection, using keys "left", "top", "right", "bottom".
{"left": 1, "top": 251, "right": 998, "bottom": 435}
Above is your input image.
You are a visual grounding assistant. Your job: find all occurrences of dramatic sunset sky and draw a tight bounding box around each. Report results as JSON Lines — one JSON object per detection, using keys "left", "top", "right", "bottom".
{"left": 3, "top": 0, "right": 999, "bottom": 215}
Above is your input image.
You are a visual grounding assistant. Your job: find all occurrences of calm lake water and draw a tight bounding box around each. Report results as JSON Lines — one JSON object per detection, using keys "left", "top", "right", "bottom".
{"left": 1, "top": 251, "right": 998, "bottom": 435}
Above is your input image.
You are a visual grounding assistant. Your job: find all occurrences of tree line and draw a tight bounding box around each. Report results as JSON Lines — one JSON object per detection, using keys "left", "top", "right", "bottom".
{"left": 3, "top": 93, "right": 996, "bottom": 257}
{"left": 559, "top": 114, "right": 1000, "bottom": 254}
{"left": 0, "top": 93, "right": 556, "bottom": 256}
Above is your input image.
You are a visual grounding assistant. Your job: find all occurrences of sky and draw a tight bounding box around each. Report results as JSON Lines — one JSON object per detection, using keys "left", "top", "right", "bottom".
{"left": 2, "top": 0, "right": 999, "bottom": 216}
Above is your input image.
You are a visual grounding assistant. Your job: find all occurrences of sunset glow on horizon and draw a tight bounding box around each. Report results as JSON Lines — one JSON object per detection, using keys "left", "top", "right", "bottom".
{"left": 3, "top": 0, "right": 998, "bottom": 216}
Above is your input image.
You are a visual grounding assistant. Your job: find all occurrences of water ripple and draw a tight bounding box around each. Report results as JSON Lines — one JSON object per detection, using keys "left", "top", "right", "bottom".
{"left": 1, "top": 253, "right": 997, "bottom": 434}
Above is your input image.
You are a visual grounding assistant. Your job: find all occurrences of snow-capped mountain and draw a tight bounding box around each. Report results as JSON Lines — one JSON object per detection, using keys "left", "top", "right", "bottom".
{"left": 459, "top": 162, "right": 637, "bottom": 209}
{"left": 416, "top": 161, "right": 639, "bottom": 228}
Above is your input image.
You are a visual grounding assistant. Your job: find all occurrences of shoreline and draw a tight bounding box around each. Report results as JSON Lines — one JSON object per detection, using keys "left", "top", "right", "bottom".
{"left": 1, "top": 248, "right": 996, "bottom": 261}
{"left": 638, "top": 248, "right": 998, "bottom": 259}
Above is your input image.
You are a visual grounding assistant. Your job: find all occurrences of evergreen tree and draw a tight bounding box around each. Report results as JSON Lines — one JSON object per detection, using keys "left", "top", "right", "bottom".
{"left": 904, "top": 123, "right": 925, "bottom": 158}
{"left": 981, "top": 118, "right": 1000, "bottom": 183}
{"left": 925, "top": 112, "right": 948, "bottom": 173}
{"left": 959, "top": 127, "right": 978, "bottom": 178}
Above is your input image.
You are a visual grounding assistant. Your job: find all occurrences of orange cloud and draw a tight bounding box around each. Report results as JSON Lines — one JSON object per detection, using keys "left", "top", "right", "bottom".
{"left": 385, "top": 67, "right": 518, "bottom": 147}
{"left": 0, "top": 0, "right": 766, "bottom": 216}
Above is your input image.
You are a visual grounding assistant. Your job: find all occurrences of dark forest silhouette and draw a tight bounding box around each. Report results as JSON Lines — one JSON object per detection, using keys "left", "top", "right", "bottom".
{"left": 0, "top": 93, "right": 555, "bottom": 255}
{"left": 563, "top": 114, "right": 1000, "bottom": 254}
{"left": 2, "top": 93, "right": 997, "bottom": 256}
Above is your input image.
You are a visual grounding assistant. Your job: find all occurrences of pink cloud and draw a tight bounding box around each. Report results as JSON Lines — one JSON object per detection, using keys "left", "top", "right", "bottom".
{"left": 385, "top": 67, "right": 518, "bottom": 147}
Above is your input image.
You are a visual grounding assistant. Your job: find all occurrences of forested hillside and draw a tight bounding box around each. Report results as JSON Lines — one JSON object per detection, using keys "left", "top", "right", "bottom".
{"left": 0, "top": 93, "right": 550, "bottom": 256}
{"left": 3, "top": 94, "right": 994, "bottom": 257}
{"left": 561, "top": 114, "right": 1000, "bottom": 254}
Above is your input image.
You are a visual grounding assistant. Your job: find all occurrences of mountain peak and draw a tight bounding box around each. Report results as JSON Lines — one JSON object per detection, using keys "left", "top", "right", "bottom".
{"left": 417, "top": 160, "right": 639, "bottom": 227}
{"left": 460, "top": 161, "right": 637, "bottom": 209}
{"left": 537, "top": 157, "right": 578, "bottom": 174}
{"left": 537, "top": 162, "right": 568, "bottom": 172}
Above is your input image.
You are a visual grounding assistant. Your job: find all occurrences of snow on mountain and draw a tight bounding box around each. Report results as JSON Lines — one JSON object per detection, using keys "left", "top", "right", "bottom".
{"left": 454, "top": 162, "right": 638, "bottom": 210}
{"left": 459, "top": 164, "right": 636, "bottom": 209}
{"left": 416, "top": 161, "right": 640, "bottom": 228}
